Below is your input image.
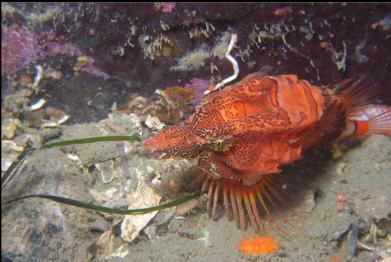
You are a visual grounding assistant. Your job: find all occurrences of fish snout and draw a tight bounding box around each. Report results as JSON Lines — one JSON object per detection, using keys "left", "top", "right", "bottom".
{"left": 143, "top": 137, "right": 155, "bottom": 150}
{"left": 143, "top": 137, "right": 169, "bottom": 158}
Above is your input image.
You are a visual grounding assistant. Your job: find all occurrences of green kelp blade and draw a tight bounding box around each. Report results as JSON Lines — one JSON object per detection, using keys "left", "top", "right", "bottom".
{"left": 4, "top": 191, "right": 206, "bottom": 215}
{"left": 42, "top": 135, "right": 141, "bottom": 148}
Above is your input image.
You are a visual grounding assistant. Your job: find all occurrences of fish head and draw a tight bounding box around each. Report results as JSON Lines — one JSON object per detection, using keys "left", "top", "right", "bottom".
{"left": 143, "top": 124, "right": 208, "bottom": 159}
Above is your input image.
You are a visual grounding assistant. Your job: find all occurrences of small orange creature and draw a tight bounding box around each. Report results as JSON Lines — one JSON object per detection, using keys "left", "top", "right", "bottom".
{"left": 144, "top": 35, "right": 391, "bottom": 233}
{"left": 240, "top": 236, "right": 278, "bottom": 255}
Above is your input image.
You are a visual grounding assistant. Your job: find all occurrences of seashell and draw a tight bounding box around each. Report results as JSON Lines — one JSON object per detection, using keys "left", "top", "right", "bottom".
{"left": 1, "top": 153, "right": 19, "bottom": 172}
{"left": 2, "top": 140, "right": 25, "bottom": 152}
{"left": 41, "top": 115, "right": 70, "bottom": 127}
{"left": 95, "top": 160, "right": 116, "bottom": 184}
{"left": 32, "top": 65, "right": 43, "bottom": 90}
{"left": 67, "top": 153, "right": 83, "bottom": 168}
{"left": 41, "top": 107, "right": 70, "bottom": 128}
{"left": 104, "top": 244, "right": 130, "bottom": 260}
{"left": 89, "top": 188, "right": 119, "bottom": 204}
{"left": 28, "top": 98, "right": 46, "bottom": 111}
{"left": 96, "top": 230, "right": 115, "bottom": 259}
{"left": 120, "top": 180, "right": 161, "bottom": 243}
{"left": 144, "top": 115, "right": 165, "bottom": 130}
{"left": 107, "top": 112, "right": 142, "bottom": 135}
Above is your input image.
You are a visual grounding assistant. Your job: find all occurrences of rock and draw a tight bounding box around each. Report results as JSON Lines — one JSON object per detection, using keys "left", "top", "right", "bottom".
{"left": 1, "top": 118, "right": 22, "bottom": 139}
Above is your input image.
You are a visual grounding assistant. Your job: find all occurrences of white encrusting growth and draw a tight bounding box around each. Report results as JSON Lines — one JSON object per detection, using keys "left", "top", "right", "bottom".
{"left": 204, "top": 33, "right": 239, "bottom": 95}
{"left": 32, "top": 65, "right": 43, "bottom": 89}
{"left": 28, "top": 98, "right": 47, "bottom": 111}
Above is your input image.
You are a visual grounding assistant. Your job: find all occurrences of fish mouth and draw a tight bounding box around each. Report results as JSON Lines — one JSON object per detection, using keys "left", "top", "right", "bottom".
{"left": 143, "top": 139, "right": 170, "bottom": 159}
{"left": 150, "top": 149, "right": 169, "bottom": 159}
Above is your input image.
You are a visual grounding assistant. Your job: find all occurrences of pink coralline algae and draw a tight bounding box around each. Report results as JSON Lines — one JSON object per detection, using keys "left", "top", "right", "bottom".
{"left": 80, "top": 56, "right": 110, "bottom": 80}
{"left": 1, "top": 23, "right": 108, "bottom": 79}
{"left": 272, "top": 6, "right": 292, "bottom": 16}
{"left": 2, "top": 24, "right": 41, "bottom": 75}
{"left": 184, "top": 78, "right": 211, "bottom": 105}
{"left": 162, "top": 2, "right": 176, "bottom": 13}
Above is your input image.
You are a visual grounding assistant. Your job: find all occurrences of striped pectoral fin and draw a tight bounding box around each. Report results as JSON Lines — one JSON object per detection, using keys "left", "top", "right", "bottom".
{"left": 202, "top": 173, "right": 293, "bottom": 234}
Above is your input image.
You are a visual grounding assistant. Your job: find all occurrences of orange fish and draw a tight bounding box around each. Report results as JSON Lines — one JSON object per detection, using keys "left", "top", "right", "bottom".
{"left": 144, "top": 69, "right": 391, "bottom": 232}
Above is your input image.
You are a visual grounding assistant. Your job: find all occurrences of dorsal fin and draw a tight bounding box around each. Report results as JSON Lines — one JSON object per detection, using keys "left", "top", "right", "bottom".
{"left": 241, "top": 66, "right": 275, "bottom": 81}
{"left": 332, "top": 76, "right": 380, "bottom": 114}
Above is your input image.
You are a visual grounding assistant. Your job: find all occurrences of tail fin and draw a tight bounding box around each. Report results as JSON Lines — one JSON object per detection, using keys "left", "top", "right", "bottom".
{"left": 366, "top": 108, "right": 391, "bottom": 136}
{"left": 351, "top": 108, "right": 391, "bottom": 137}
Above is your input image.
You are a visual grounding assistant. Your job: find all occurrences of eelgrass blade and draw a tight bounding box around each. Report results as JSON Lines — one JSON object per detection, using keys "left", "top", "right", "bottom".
{"left": 1, "top": 148, "right": 32, "bottom": 189}
{"left": 42, "top": 135, "right": 141, "bottom": 148}
{"left": 4, "top": 191, "right": 206, "bottom": 215}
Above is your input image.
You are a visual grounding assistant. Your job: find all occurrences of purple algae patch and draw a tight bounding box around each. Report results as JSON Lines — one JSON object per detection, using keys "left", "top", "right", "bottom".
{"left": 185, "top": 78, "right": 211, "bottom": 105}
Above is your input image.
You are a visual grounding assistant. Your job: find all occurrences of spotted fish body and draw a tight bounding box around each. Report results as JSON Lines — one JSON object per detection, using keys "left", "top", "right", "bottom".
{"left": 144, "top": 70, "right": 390, "bottom": 232}
{"left": 146, "top": 72, "right": 345, "bottom": 183}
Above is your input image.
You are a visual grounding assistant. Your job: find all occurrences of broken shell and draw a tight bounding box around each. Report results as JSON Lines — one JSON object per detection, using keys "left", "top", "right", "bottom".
{"left": 41, "top": 107, "right": 70, "bottom": 128}
{"left": 197, "top": 231, "right": 211, "bottom": 247}
{"left": 32, "top": 65, "right": 43, "bottom": 90}
{"left": 89, "top": 187, "right": 119, "bottom": 203}
{"left": 107, "top": 112, "right": 142, "bottom": 135}
{"left": 41, "top": 115, "right": 70, "bottom": 127}
{"left": 2, "top": 140, "right": 25, "bottom": 152}
{"left": 2, "top": 158, "right": 13, "bottom": 172}
{"left": 1, "top": 152, "right": 21, "bottom": 172}
{"left": 144, "top": 115, "right": 165, "bottom": 130}
{"left": 28, "top": 98, "right": 47, "bottom": 111}
{"left": 104, "top": 244, "right": 130, "bottom": 260}
{"left": 96, "top": 230, "right": 115, "bottom": 259}
{"left": 67, "top": 153, "right": 83, "bottom": 168}
{"left": 121, "top": 180, "right": 161, "bottom": 243}
{"left": 95, "top": 160, "right": 118, "bottom": 184}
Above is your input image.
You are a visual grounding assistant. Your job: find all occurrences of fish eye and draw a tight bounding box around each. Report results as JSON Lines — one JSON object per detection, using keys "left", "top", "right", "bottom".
{"left": 211, "top": 139, "right": 231, "bottom": 152}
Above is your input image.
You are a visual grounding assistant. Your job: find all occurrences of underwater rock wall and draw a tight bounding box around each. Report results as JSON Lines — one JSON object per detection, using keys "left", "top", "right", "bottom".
{"left": 2, "top": 3, "right": 391, "bottom": 110}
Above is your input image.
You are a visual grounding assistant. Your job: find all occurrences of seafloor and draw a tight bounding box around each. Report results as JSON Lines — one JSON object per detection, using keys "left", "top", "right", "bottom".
{"left": 1, "top": 3, "right": 391, "bottom": 262}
